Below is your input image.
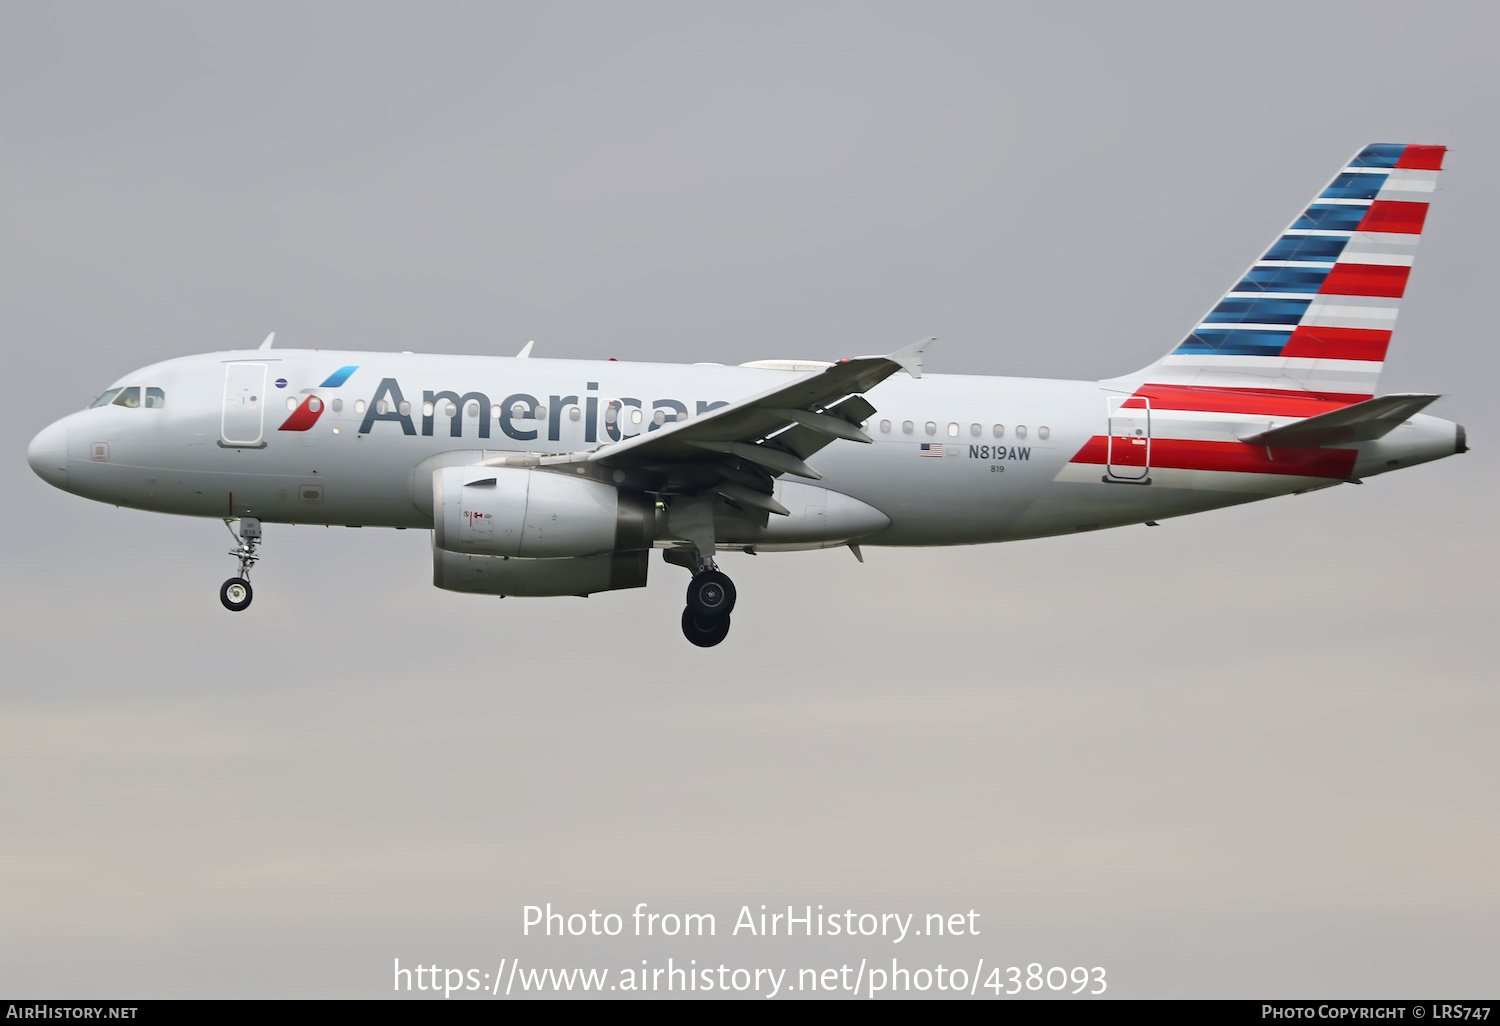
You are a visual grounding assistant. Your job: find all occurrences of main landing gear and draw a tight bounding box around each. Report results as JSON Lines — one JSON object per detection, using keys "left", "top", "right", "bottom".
{"left": 220, "top": 517, "right": 261, "bottom": 612}
{"left": 666, "top": 550, "right": 737, "bottom": 647}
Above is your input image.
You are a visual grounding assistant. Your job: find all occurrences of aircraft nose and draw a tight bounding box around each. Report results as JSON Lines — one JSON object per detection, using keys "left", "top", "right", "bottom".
{"left": 27, "top": 419, "right": 69, "bottom": 488}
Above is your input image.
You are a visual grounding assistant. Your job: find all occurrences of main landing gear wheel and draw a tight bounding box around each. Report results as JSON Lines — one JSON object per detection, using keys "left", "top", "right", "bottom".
{"left": 220, "top": 577, "right": 253, "bottom": 612}
{"left": 686, "top": 569, "right": 736, "bottom": 619}
{"left": 681, "top": 608, "right": 732, "bottom": 648}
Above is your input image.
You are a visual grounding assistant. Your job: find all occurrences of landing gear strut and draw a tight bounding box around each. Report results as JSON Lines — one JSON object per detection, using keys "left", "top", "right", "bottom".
{"left": 666, "top": 549, "right": 736, "bottom": 647}
{"left": 221, "top": 517, "right": 261, "bottom": 612}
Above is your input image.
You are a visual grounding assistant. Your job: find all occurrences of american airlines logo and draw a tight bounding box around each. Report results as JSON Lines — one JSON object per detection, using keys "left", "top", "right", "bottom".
{"left": 276, "top": 366, "right": 359, "bottom": 433}
{"left": 276, "top": 369, "right": 731, "bottom": 444}
{"left": 349, "top": 378, "right": 729, "bottom": 444}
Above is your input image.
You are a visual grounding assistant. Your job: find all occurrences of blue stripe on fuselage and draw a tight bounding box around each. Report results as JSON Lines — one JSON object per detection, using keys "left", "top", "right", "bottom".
{"left": 320, "top": 366, "right": 359, "bottom": 388}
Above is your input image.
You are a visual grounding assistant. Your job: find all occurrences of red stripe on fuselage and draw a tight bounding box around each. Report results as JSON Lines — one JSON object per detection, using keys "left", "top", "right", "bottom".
{"left": 278, "top": 395, "right": 323, "bottom": 431}
{"left": 1070, "top": 436, "right": 1357, "bottom": 479}
{"left": 1319, "top": 262, "right": 1410, "bottom": 298}
{"left": 1280, "top": 325, "right": 1391, "bottom": 362}
{"left": 1359, "top": 200, "right": 1428, "bottom": 234}
{"left": 1133, "top": 384, "right": 1371, "bottom": 417}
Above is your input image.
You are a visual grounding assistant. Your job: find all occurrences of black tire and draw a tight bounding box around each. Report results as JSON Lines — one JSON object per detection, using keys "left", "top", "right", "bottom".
{"left": 220, "top": 577, "right": 253, "bottom": 612}
{"left": 685, "top": 570, "right": 736, "bottom": 619}
{"left": 681, "top": 607, "right": 731, "bottom": 648}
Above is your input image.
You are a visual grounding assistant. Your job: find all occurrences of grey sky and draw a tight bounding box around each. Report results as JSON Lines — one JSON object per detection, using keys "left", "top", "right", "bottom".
{"left": 2, "top": 1, "right": 1495, "bottom": 998}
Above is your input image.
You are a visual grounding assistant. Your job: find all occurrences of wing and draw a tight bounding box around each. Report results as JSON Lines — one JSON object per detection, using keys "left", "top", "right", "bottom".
{"left": 535, "top": 338, "right": 933, "bottom": 516}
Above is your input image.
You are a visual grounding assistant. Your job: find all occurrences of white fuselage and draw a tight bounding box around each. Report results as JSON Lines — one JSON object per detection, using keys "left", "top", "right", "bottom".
{"left": 26, "top": 348, "right": 1464, "bottom": 551}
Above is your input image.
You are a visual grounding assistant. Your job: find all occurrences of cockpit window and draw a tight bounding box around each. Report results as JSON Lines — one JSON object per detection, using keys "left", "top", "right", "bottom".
{"left": 112, "top": 387, "right": 141, "bottom": 408}
{"left": 90, "top": 389, "right": 122, "bottom": 408}
{"left": 145, "top": 387, "right": 165, "bottom": 409}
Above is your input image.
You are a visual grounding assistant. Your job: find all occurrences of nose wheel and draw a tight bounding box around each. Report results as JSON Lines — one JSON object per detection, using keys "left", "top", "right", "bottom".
{"left": 220, "top": 577, "right": 253, "bottom": 612}
{"left": 220, "top": 517, "right": 262, "bottom": 612}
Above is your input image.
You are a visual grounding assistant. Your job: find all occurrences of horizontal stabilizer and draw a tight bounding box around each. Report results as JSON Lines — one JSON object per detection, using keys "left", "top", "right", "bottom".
{"left": 1239, "top": 393, "right": 1441, "bottom": 447}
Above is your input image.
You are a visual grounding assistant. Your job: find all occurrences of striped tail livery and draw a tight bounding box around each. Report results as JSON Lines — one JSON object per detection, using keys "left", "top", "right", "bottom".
{"left": 1070, "top": 143, "right": 1461, "bottom": 494}
{"left": 1132, "top": 142, "right": 1444, "bottom": 399}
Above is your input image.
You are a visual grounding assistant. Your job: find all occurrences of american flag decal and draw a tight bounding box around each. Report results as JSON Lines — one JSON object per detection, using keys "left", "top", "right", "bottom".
{"left": 919, "top": 443, "right": 944, "bottom": 457}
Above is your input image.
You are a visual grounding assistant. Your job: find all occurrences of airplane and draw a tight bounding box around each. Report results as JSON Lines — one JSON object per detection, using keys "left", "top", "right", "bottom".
{"left": 26, "top": 143, "right": 1466, "bottom": 647}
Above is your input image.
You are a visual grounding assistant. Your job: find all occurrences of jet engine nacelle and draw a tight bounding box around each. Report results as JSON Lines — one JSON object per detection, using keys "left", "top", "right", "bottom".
{"left": 431, "top": 465, "right": 653, "bottom": 597}
{"left": 433, "top": 465, "right": 653, "bottom": 558}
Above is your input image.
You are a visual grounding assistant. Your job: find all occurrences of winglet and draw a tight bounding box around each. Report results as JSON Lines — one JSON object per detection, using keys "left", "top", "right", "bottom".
{"left": 886, "top": 336, "right": 935, "bottom": 379}
{"left": 516, "top": 340, "right": 534, "bottom": 359}
{"left": 259, "top": 332, "right": 276, "bottom": 350}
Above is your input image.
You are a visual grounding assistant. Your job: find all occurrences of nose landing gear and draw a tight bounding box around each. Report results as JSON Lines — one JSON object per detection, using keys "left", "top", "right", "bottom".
{"left": 220, "top": 577, "right": 252, "bottom": 612}
{"left": 220, "top": 517, "right": 261, "bottom": 612}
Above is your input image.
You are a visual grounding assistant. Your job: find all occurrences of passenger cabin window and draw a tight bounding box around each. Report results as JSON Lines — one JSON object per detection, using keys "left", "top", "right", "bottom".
{"left": 902, "top": 420, "right": 914, "bottom": 434}
{"left": 90, "top": 389, "right": 122, "bottom": 408}
{"left": 145, "top": 387, "right": 165, "bottom": 408}
{"left": 1015, "top": 425, "right": 1028, "bottom": 440}
{"left": 1038, "top": 426, "right": 1050, "bottom": 440}
{"left": 970, "top": 423, "right": 981, "bottom": 437}
{"left": 880, "top": 420, "right": 891, "bottom": 433}
{"left": 112, "top": 387, "right": 141, "bottom": 408}
{"left": 947, "top": 422, "right": 959, "bottom": 437}
{"left": 993, "top": 424, "right": 1004, "bottom": 438}
{"left": 924, "top": 421, "right": 936, "bottom": 435}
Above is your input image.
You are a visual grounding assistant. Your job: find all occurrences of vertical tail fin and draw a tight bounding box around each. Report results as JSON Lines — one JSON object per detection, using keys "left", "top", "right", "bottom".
{"left": 1119, "top": 144, "right": 1446, "bottom": 401}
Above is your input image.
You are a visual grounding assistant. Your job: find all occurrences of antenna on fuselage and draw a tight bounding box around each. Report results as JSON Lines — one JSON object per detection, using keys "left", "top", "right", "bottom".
{"left": 516, "top": 340, "right": 534, "bottom": 358}
{"left": 259, "top": 332, "right": 276, "bottom": 350}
